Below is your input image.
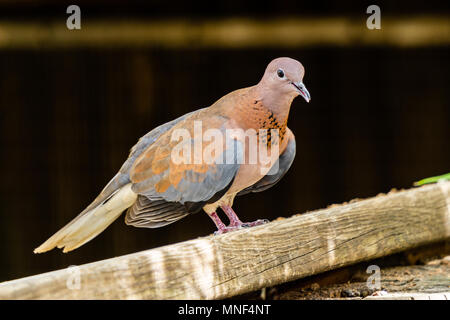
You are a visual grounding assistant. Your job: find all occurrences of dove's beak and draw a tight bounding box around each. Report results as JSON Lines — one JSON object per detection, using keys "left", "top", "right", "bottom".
{"left": 293, "top": 81, "right": 311, "bottom": 103}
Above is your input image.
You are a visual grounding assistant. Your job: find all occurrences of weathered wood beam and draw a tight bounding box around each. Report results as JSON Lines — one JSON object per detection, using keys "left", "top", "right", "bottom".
{"left": 0, "top": 16, "right": 449, "bottom": 49}
{"left": 0, "top": 181, "right": 449, "bottom": 299}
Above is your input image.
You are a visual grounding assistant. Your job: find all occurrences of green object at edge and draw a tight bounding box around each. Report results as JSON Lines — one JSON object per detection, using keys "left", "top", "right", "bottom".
{"left": 414, "top": 173, "right": 450, "bottom": 186}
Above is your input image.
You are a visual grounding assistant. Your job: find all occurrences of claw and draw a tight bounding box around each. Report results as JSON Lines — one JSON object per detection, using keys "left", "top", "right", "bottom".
{"left": 241, "top": 219, "right": 269, "bottom": 228}
{"left": 210, "top": 206, "right": 270, "bottom": 235}
{"left": 214, "top": 219, "right": 270, "bottom": 235}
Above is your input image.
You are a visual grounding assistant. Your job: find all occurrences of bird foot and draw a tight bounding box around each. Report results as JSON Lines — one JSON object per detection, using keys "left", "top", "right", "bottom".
{"left": 214, "top": 219, "right": 269, "bottom": 235}
{"left": 241, "top": 219, "right": 269, "bottom": 228}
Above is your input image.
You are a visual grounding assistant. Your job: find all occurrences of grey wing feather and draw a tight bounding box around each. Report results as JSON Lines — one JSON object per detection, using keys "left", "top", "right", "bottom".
{"left": 238, "top": 135, "right": 296, "bottom": 196}
{"left": 119, "top": 109, "right": 203, "bottom": 174}
{"left": 126, "top": 135, "right": 243, "bottom": 228}
{"left": 125, "top": 196, "right": 189, "bottom": 228}
{"left": 79, "top": 109, "right": 202, "bottom": 216}
{"left": 132, "top": 130, "right": 243, "bottom": 204}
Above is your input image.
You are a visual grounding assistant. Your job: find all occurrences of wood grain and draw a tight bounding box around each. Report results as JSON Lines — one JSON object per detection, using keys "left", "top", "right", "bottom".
{"left": 0, "top": 181, "right": 449, "bottom": 299}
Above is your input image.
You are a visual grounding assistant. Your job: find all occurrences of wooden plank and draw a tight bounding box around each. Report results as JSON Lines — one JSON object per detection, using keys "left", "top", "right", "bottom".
{"left": 0, "top": 16, "right": 449, "bottom": 49}
{"left": 0, "top": 181, "right": 449, "bottom": 299}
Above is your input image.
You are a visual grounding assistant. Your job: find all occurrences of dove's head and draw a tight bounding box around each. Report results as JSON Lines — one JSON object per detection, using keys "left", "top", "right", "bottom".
{"left": 260, "top": 57, "right": 310, "bottom": 103}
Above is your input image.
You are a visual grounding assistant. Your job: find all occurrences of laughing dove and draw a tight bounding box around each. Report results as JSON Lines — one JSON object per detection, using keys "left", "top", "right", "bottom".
{"left": 34, "top": 57, "right": 310, "bottom": 253}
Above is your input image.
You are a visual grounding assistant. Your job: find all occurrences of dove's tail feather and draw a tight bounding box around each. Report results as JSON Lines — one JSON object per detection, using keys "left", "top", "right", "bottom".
{"left": 34, "top": 183, "right": 137, "bottom": 253}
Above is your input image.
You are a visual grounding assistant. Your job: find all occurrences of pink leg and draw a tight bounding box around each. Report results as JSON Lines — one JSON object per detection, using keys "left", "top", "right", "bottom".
{"left": 221, "top": 205, "right": 269, "bottom": 231}
{"left": 221, "top": 205, "right": 243, "bottom": 227}
{"left": 208, "top": 212, "right": 241, "bottom": 235}
{"left": 209, "top": 212, "right": 227, "bottom": 232}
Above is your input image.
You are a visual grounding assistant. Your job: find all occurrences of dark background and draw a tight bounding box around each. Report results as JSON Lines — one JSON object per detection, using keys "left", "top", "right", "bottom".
{"left": 0, "top": 1, "right": 449, "bottom": 282}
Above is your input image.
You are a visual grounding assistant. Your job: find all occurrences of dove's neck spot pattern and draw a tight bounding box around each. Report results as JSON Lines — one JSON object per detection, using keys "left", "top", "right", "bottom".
{"left": 234, "top": 97, "right": 288, "bottom": 147}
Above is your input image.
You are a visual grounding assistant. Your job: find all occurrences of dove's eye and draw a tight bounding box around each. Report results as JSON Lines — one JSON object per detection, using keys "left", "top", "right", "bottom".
{"left": 277, "top": 69, "right": 285, "bottom": 78}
